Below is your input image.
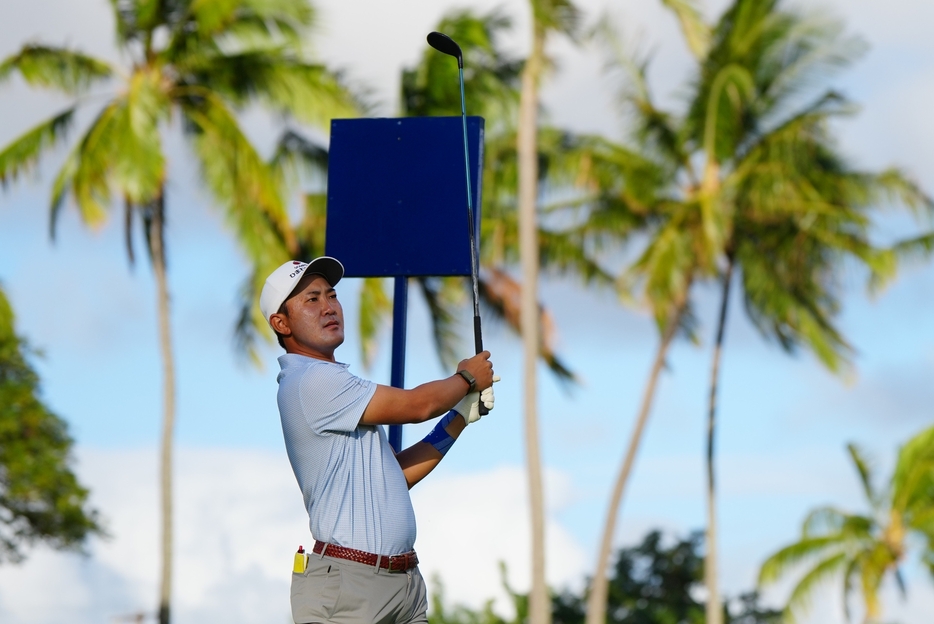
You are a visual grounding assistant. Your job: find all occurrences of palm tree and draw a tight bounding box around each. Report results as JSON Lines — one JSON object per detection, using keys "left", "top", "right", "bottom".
{"left": 674, "top": 2, "right": 932, "bottom": 622}
{"left": 759, "top": 425, "right": 934, "bottom": 623}
{"left": 0, "top": 2, "right": 354, "bottom": 622}
{"left": 517, "top": 3, "right": 580, "bottom": 621}
{"left": 584, "top": 2, "right": 933, "bottom": 622}
{"left": 583, "top": 18, "right": 716, "bottom": 624}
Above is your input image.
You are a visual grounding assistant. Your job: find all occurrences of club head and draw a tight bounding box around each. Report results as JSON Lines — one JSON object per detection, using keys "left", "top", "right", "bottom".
{"left": 427, "top": 31, "right": 463, "bottom": 67}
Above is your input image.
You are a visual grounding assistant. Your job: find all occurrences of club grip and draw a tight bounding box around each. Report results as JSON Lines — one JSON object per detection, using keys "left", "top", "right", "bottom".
{"left": 473, "top": 315, "right": 489, "bottom": 415}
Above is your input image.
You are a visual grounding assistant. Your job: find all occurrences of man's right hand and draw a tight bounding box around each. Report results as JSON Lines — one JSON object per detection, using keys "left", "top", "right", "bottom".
{"left": 455, "top": 351, "right": 494, "bottom": 392}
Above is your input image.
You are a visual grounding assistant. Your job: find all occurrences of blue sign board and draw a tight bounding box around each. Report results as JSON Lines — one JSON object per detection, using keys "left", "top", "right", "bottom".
{"left": 325, "top": 116, "right": 484, "bottom": 277}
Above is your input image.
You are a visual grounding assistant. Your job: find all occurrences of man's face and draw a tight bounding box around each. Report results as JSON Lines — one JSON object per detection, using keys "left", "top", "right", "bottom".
{"left": 277, "top": 273, "right": 344, "bottom": 360}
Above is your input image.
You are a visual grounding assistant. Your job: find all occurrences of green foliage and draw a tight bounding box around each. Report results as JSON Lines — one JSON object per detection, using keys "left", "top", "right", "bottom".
{"left": 428, "top": 531, "right": 780, "bottom": 624}
{"left": 0, "top": 286, "right": 102, "bottom": 563}
{"left": 402, "top": 8, "right": 522, "bottom": 125}
{"left": 0, "top": 45, "right": 112, "bottom": 93}
{"left": 0, "top": 107, "right": 76, "bottom": 185}
{"left": 591, "top": 0, "right": 932, "bottom": 361}
{"left": 759, "top": 425, "right": 934, "bottom": 623}
{"left": 659, "top": 0, "right": 711, "bottom": 59}
{"left": 0, "top": 0, "right": 355, "bottom": 255}
{"left": 1, "top": 0, "right": 357, "bottom": 363}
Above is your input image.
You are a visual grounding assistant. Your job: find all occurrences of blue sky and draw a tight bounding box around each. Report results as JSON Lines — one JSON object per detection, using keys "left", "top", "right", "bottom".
{"left": 1, "top": 0, "right": 933, "bottom": 622}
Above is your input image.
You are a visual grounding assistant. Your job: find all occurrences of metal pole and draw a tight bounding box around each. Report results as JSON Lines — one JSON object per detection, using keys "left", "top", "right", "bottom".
{"left": 388, "top": 275, "right": 408, "bottom": 452}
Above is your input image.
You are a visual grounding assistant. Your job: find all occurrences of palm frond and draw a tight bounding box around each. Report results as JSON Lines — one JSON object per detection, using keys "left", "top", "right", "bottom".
{"left": 755, "top": 8, "right": 865, "bottom": 118}
{"left": 166, "top": 0, "right": 315, "bottom": 54}
{"left": 847, "top": 443, "right": 880, "bottom": 510}
{"left": 538, "top": 228, "right": 614, "bottom": 286}
{"left": 269, "top": 129, "right": 328, "bottom": 185}
{"left": 182, "top": 49, "right": 358, "bottom": 126}
{"left": 891, "top": 425, "right": 934, "bottom": 515}
{"left": 479, "top": 266, "right": 576, "bottom": 385}
{"left": 178, "top": 91, "right": 291, "bottom": 261}
{"left": 233, "top": 269, "right": 270, "bottom": 367}
{"left": 660, "top": 0, "right": 711, "bottom": 59}
{"left": 842, "top": 556, "right": 859, "bottom": 623}
{"left": 625, "top": 209, "right": 701, "bottom": 329}
{"left": 782, "top": 551, "right": 849, "bottom": 624}
{"left": 802, "top": 506, "right": 848, "bottom": 536}
{"left": 0, "top": 107, "right": 76, "bottom": 185}
{"left": 593, "top": 20, "right": 690, "bottom": 173}
{"left": 759, "top": 535, "right": 849, "bottom": 586}
{"left": 871, "top": 167, "right": 934, "bottom": 218}
{"left": 416, "top": 277, "right": 465, "bottom": 371}
{"left": 48, "top": 101, "right": 124, "bottom": 235}
{"left": 530, "top": 0, "right": 581, "bottom": 40}
{"left": 890, "top": 232, "right": 934, "bottom": 264}
{"left": 0, "top": 45, "right": 112, "bottom": 93}
{"left": 111, "top": 70, "right": 168, "bottom": 204}
{"left": 359, "top": 277, "right": 391, "bottom": 370}
{"left": 402, "top": 7, "right": 520, "bottom": 124}
{"left": 294, "top": 192, "right": 327, "bottom": 258}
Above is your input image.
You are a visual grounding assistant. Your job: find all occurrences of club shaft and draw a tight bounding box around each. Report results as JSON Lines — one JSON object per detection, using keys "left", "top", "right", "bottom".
{"left": 458, "top": 65, "right": 483, "bottom": 350}
{"left": 458, "top": 63, "right": 488, "bottom": 415}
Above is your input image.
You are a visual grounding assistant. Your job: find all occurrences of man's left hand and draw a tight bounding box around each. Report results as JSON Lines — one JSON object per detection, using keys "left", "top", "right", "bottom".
{"left": 453, "top": 375, "right": 500, "bottom": 425}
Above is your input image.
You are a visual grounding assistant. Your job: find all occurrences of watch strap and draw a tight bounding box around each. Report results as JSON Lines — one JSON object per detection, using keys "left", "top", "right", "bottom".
{"left": 455, "top": 369, "right": 476, "bottom": 393}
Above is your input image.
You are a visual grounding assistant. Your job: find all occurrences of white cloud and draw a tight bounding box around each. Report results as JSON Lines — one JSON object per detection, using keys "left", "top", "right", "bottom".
{"left": 412, "top": 466, "right": 588, "bottom": 616}
{"left": 0, "top": 448, "right": 585, "bottom": 624}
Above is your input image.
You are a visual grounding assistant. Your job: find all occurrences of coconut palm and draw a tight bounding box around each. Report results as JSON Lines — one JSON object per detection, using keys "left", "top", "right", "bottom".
{"left": 675, "top": 3, "right": 932, "bottom": 623}
{"left": 583, "top": 2, "right": 934, "bottom": 622}
{"left": 0, "top": 2, "right": 354, "bottom": 622}
{"left": 582, "top": 19, "right": 715, "bottom": 624}
{"left": 760, "top": 425, "right": 934, "bottom": 623}
{"left": 517, "top": 3, "right": 580, "bottom": 620}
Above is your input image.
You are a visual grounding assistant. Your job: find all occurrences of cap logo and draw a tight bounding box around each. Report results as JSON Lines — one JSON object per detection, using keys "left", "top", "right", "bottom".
{"left": 288, "top": 264, "right": 307, "bottom": 279}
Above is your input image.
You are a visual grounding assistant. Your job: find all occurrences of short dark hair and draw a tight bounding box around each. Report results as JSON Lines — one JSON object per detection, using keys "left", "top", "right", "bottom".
{"left": 274, "top": 300, "right": 289, "bottom": 350}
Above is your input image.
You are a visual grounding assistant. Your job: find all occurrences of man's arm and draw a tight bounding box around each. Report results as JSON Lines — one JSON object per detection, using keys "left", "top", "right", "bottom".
{"left": 359, "top": 351, "right": 493, "bottom": 426}
{"left": 395, "top": 383, "right": 496, "bottom": 488}
{"left": 395, "top": 412, "right": 467, "bottom": 489}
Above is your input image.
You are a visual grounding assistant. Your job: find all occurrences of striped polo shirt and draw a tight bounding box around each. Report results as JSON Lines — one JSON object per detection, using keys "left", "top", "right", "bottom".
{"left": 276, "top": 354, "right": 417, "bottom": 556}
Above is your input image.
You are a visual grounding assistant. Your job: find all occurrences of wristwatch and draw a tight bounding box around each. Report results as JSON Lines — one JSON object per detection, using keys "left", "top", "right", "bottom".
{"left": 455, "top": 369, "right": 476, "bottom": 393}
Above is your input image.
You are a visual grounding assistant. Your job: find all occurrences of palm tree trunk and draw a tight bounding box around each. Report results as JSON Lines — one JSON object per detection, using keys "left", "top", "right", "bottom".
{"left": 705, "top": 258, "right": 733, "bottom": 624}
{"left": 518, "top": 22, "right": 549, "bottom": 624}
{"left": 150, "top": 192, "right": 177, "bottom": 624}
{"left": 585, "top": 302, "right": 686, "bottom": 624}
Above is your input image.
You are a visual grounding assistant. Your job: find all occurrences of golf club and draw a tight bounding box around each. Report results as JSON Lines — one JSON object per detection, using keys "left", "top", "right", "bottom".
{"left": 427, "top": 30, "right": 488, "bottom": 414}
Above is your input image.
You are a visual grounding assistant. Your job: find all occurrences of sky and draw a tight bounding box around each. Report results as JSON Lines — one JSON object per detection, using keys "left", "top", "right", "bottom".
{"left": 1, "top": 0, "right": 933, "bottom": 623}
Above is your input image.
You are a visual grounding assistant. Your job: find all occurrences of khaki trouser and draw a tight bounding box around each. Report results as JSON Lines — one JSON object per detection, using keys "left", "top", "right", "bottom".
{"left": 291, "top": 552, "right": 428, "bottom": 624}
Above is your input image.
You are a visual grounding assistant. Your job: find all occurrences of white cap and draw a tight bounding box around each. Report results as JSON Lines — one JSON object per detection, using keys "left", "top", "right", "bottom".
{"left": 259, "top": 257, "right": 344, "bottom": 326}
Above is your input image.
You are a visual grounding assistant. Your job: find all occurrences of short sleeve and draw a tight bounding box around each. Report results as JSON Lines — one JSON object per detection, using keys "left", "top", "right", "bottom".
{"left": 297, "top": 363, "right": 376, "bottom": 435}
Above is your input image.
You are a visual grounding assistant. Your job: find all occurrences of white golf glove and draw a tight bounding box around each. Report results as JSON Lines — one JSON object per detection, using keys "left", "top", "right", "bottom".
{"left": 453, "top": 375, "right": 500, "bottom": 425}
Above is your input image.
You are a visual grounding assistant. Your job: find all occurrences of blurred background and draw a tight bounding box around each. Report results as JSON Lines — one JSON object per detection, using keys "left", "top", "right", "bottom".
{"left": 0, "top": 1, "right": 932, "bottom": 623}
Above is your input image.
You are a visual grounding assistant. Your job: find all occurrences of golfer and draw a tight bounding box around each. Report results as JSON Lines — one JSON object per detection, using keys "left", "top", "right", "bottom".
{"left": 261, "top": 257, "right": 497, "bottom": 624}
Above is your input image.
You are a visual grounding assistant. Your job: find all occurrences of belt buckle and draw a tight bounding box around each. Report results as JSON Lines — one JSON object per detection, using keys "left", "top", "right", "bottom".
{"left": 386, "top": 553, "right": 410, "bottom": 573}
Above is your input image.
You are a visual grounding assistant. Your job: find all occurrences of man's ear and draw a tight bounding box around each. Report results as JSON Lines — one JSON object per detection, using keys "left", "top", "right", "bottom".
{"left": 269, "top": 313, "right": 291, "bottom": 336}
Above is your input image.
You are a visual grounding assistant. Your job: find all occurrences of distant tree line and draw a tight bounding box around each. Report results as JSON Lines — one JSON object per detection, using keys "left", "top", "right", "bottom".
{"left": 428, "top": 528, "right": 781, "bottom": 624}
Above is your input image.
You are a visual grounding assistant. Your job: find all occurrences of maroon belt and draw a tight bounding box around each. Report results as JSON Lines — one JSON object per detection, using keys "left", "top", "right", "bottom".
{"left": 312, "top": 540, "right": 419, "bottom": 573}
